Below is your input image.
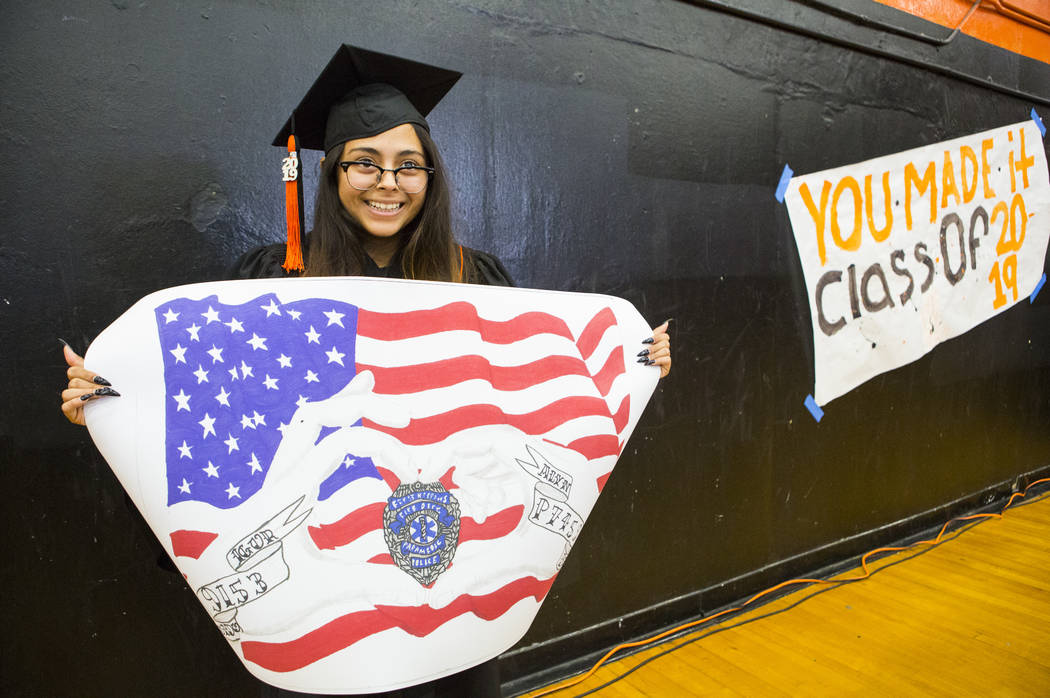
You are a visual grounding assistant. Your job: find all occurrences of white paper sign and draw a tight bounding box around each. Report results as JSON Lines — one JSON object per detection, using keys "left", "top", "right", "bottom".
{"left": 784, "top": 119, "right": 1050, "bottom": 406}
{"left": 83, "top": 277, "right": 658, "bottom": 693}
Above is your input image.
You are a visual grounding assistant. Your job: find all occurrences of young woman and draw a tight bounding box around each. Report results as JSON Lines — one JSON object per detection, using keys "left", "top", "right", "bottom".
{"left": 59, "top": 62, "right": 670, "bottom": 698}
{"left": 227, "top": 120, "right": 516, "bottom": 285}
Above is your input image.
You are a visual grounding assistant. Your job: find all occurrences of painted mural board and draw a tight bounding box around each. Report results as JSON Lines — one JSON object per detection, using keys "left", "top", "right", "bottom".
{"left": 784, "top": 118, "right": 1050, "bottom": 406}
{"left": 83, "top": 276, "right": 658, "bottom": 693}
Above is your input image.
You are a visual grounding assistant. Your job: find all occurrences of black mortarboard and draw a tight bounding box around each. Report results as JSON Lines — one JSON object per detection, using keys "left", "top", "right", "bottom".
{"left": 273, "top": 44, "right": 462, "bottom": 154}
{"left": 273, "top": 45, "right": 461, "bottom": 272}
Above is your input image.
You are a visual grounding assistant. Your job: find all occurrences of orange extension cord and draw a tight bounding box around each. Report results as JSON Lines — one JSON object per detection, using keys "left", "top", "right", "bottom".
{"left": 531, "top": 476, "right": 1050, "bottom": 697}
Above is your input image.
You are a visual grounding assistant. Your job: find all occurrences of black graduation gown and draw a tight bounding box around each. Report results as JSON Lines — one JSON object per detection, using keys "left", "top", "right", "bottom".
{"left": 227, "top": 240, "right": 515, "bottom": 287}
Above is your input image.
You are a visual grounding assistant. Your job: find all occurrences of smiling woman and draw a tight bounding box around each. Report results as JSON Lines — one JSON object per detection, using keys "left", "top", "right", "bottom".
{"left": 338, "top": 126, "right": 430, "bottom": 242}
{"left": 231, "top": 53, "right": 508, "bottom": 285}
{"left": 57, "top": 43, "right": 672, "bottom": 697}
{"left": 339, "top": 127, "right": 430, "bottom": 224}
{"left": 301, "top": 119, "right": 461, "bottom": 280}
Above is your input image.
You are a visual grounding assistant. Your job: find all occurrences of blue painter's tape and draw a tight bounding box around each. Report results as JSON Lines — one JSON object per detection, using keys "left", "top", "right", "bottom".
{"left": 1033, "top": 108, "right": 1047, "bottom": 138}
{"left": 774, "top": 164, "right": 793, "bottom": 203}
{"left": 1031, "top": 273, "right": 1046, "bottom": 303}
{"left": 804, "top": 394, "right": 824, "bottom": 423}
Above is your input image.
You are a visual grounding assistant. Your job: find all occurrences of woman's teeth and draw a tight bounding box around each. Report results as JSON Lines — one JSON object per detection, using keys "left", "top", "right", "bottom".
{"left": 367, "top": 201, "right": 403, "bottom": 211}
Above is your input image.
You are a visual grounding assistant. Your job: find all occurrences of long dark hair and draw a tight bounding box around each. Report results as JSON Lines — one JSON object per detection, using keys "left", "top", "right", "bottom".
{"left": 304, "top": 125, "right": 465, "bottom": 281}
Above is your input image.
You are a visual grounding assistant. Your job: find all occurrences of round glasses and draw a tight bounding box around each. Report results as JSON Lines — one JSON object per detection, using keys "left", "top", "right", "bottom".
{"left": 339, "top": 160, "right": 434, "bottom": 194}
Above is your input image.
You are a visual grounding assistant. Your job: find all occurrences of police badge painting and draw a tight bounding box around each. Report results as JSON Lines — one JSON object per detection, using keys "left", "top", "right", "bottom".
{"left": 384, "top": 481, "right": 461, "bottom": 586}
{"left": 82, "top": 276, "right": 658, "bottom": 693}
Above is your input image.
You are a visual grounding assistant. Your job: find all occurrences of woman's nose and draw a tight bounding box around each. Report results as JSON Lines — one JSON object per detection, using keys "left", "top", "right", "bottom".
{"left": 376, "top": 169, "right": 399, "bottom": 189}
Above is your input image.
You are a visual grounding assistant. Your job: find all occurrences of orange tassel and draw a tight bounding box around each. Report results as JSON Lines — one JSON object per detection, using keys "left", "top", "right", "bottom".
{"left": 282, "top": 134, "right": 305, "bottom": 273}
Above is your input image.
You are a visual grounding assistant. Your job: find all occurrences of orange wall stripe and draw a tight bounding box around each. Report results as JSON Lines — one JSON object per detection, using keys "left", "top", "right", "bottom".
{"left": 873, "top": 0, "right": 1050, "bottom": 65}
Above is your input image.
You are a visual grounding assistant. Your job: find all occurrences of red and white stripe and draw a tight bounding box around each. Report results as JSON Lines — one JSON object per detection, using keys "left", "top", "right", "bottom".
{"left": 357, "top": 302, "right": 629, "bottom": 464}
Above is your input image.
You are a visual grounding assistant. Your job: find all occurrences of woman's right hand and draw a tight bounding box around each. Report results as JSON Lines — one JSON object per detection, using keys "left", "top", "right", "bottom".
{"left": 60, "top": 343, "right": 119, "bottom": 426}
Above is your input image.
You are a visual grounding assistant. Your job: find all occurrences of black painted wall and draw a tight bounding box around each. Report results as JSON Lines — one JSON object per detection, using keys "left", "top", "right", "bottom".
{"left": 2, "top": 1, "right": 1048, "bottom": 695}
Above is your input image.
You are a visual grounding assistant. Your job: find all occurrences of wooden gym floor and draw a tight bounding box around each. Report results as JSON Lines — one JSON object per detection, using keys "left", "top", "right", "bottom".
{"left": 527, "top": 488, "right": 1050, "bottom": 697}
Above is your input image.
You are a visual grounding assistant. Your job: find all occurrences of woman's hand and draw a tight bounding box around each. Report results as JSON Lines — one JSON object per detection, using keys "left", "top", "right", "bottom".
{"left": 639, "top": 320, "right": 671, "bottom": 379}
{"left": 60, "top": 342, "right": 119, "bottom": 426}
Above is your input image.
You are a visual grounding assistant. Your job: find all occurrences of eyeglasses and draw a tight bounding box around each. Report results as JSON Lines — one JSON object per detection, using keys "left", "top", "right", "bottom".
{"left": 339, "top": 160, "right": 434, "bottom": 194}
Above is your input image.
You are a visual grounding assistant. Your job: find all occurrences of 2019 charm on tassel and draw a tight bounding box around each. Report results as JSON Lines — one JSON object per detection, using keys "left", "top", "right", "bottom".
{"left": 281, "top": 134, "right": 305, "bottom": 273}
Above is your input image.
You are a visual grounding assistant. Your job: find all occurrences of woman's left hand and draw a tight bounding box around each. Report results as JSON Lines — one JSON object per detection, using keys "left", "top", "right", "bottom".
{"left": 640, "top": 320, "right": 671, "bottom": 379}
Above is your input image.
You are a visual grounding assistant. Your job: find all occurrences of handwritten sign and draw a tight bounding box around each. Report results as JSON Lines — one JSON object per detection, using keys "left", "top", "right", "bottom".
{"left": 784, "top": 119, "right": 1050, "bottom": 406}
{"left": 82, "top": 277, "right": 659, "bottom": 693}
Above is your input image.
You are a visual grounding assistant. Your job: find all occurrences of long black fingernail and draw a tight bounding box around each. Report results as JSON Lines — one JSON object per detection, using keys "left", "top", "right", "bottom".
{"left": 94, "top": 387, "right": 121, "bottom": 397}
{"left": 58, "top": 337, "right": 72, "bottom": 349}
{"left": 641, "top": 337, "right": 655, "bottom": 345}
{"left": 93, "top": 375, "right": 112, "bottom": 387}
{"left": 645, "top": 359, "right": 656, "bottom": 366}
{"left": 79, "top": 394, "right": 92, "bottom": 401}
{"left": 637, "top": 349, "right": 649, "bottom": 357}
{"left": 636, "top": 357, "right": 649, "bottom": 364}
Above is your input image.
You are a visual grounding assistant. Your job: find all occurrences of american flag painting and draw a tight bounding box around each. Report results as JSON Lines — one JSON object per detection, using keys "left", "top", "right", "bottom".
{"left": 84, "top": 277, "right": 657, "bottom": 693}
{"left": 156, "top": 295, "right": 360, "bottom": 508}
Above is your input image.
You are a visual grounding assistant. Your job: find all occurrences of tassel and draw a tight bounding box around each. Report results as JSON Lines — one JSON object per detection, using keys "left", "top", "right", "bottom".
{"left": 281, "top": 134, "right": 305, "bottom": 273}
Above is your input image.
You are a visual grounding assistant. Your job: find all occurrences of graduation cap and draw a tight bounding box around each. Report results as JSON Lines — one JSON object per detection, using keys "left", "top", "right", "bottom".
{"left": 274, "top": 45, "right": 462, "bottom": 272}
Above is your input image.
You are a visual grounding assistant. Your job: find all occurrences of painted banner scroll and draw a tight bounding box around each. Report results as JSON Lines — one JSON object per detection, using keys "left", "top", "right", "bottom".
{"left": 83, "top": 276, "right": 658, "bottom": 693}
{"left": 784, "top": 117, "right": 1050, "bottom": 406}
